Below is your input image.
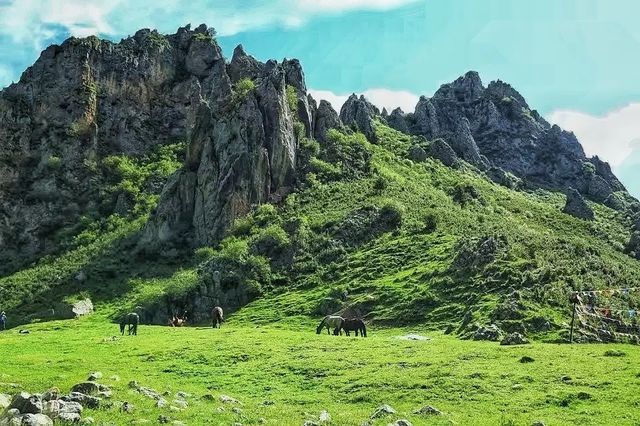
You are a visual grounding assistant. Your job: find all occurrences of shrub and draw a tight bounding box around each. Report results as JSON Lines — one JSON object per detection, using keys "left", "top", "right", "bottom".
{"left": 251, "top": 224, "right": 291, "bottom": 259}
{"left": 286, "top": 84, "right": 298, "bottom": 114}
{"left": 234, "top": 78, "right": 255, "bottom": 104}
{"left": 46, "top": 156, "right": 62, "bottom": 170}
{"left": 373, "top": 175, "right": 388, "bottom": 193}
{"left": 194, "top": 246, "right": 216, "bottom": 263}
{"left": 377, "top": 200, "right": 404, "bottom": 231}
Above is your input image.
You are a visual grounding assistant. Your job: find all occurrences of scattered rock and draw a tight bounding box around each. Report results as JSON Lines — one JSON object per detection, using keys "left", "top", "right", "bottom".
{"left": 389, "top": 420, "right": 413, "bottom": 426}
{"left": 87, "top": 372, "right": 102, "bottom": 382}
{"left": 156, "top": 399, "right": 168, "bottom": 408}
{"left": 58, "top": 412, "right": 81, "bottom": 423}
{"left": 70, "top": 382, "right": 109, "bottom": 396}
{"left": 261, "top": 400, "right": 275, "bottom": 406}
{"left": 9, "top": 392, "right": 43, "bottom": 414}
{"left": 319, "top": 410, "right": 331, "bottom": 423}
{"left": 519, "top": 356, "right": 535, "bottom": 363}
{"left": 17, "top": 413, "right": 53, "bottom": 426}
{"left": 64, "top": 392, "right": 101, "bottom": 409}
{"left": 413, "top": 405, "right": 442, "bottom": 415}
{"left": 0, "top": 393, "right": 11, "bottom": 410}
{"left": 397, "top": 334, "right": 430, "bottom": 341}
{"left": 472, "top": 324, "right": 504, "bottom": 341}
{"left": 531, "top": 421, "right": 545, "bottom": 426}
{"left": 220, "top": 395, "right": 240, "bottom": 404}
{"left": 172, "top": 400, "right": 188, "bottom": 409}
{"left": 302, "top": 421, "right": 319, "bottom": 426}
{"left": 371, "top": 404, "right": 396, "bottom": 418}
{"left": 175, "top": 391, "right": 191, "bottom": 399}
{"left": 500, "top": 332, "right": 529, "bottom": 345}
{"left": 121, "top": 401, "right": 134, "bottom": 413}
{"left": 158, "top": 415, "right": 170, "bottom": 424}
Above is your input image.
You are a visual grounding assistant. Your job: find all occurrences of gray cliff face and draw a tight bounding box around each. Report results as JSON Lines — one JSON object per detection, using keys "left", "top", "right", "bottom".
{"left": 0, "top": 24, "right": 231, "bottom": 273}
{"left": 140, "top": 53, "right": 300, "bottom": 251}
{"left": 387, "top": 71, "right": 627, "bottom": 203}
{"left": 313, "top": 100, "right": 343, "bottom": 142}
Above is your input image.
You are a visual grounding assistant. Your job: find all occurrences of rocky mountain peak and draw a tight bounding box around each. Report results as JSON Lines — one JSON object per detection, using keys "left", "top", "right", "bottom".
{"left": 339, "top": 93, "right": 380, "bottom": 142}
{"left": 434, "top": 70, "right": 484, "bottom": 102}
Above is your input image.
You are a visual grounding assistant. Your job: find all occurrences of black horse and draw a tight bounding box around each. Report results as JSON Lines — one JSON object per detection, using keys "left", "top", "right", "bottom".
{"left": 120, "top": 313, "right": 140, "bottom": 335}
{"left": 340, "top": 318, "right": 367, "bottom": 337}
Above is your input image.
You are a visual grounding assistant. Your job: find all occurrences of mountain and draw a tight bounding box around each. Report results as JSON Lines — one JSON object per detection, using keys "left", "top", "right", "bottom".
{"left": 1, "top": 25, "right": 639, "bottom": 342}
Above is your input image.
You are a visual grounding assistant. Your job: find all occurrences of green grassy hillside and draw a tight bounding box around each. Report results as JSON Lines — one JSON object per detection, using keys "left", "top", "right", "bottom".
{"left": 1, "top": 124, "right": 639, "bottom": 339}
{"left": 1, "top": 318, "right": 639, "bottom": 425}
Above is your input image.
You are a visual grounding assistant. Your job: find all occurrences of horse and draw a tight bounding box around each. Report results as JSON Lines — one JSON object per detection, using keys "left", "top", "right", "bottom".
{"left": 169, "top": 311, "right": 188, "bottom": 327}
{"left": 316, "top": 315, "right": 344, "bottom": 335}
{"left": 340, "top": 318, "right": 367, "bottom": 337}
{"left": 212, "top": 306, "right": 224, "bottom": 329}
{"left": 120, "top": 313, "right": 140, "bottom": 335}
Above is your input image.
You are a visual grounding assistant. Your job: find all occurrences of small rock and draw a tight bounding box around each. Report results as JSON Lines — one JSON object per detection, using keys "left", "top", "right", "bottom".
{"left": 173, "top": 400, "right": 188, "bottom": 409}
{"left": 158, "top": 415, "right": 170, "bottom": 424}
{"left": 512, "top": 384, "right": 523, "bottom": 390}
{"left": 156, "top": 398, "right": 168, "bottom": 408}
{"left": 371, "top": 404, "right": 396, "bottom": 418}
{"left": 258, "top": 419, "right": 266, "bottom": 424}
{"left": 0, "top": 393, "right": 11, "bottom": 410}
{"left": 19, "top": 329, "right": 30, "bottom": 334}
{"left": 319, "top": 410, "right": 331, "bottom": 423}
{"left": 128, "top": 380, "right": 139, "bottom": 389}
{"left": 262, "top": 400, "right": 275, "bottom": 406}
{"left": 70, "top": 382, "right": 108, "bottom": 396}
{"left": 390, "top": 420, "right": 412, "bottom": 426}
{"left": 121, "top": 401, "right": 134, "bottom": 413}
{"left": 175, "top": 392, "right": 191, "bottom": 399}
{"left": 519, "top": 356, "right": 535, "bottom": 363}
{"left": 58, "top": 412, "right": 81, "bottom": 423}
{"left": 500, "top": 332, "right": 529, "bottom": 346}
{"left": 232, "top": 407, "right": 242, "bottom": 414}
{"left": 64, "top": 392, "right": 101, "bottom": 409}
{"left": 413, "top": 405, "right": 442, "bottom": 415}
{"left": 220, "top": 395, "right": 240, "bottom": 404}
{"left": 172, "top": 422, "right": 186, "bottom": 426}
{"left": 532, "top": 422, "right": 545, "bottom": 426}
{"left": 303, "top": 422, "right": 319, "bottom": 426}
{"left": 169, "top": 406, "right": 181, "bottom": 412}
{"left": 97, "top": 390, "right": 112, "bottom": 399}
{"left": 60, "top": 401, "right": 83, "bottom": 414}
{"left": 87, "top": 372, "right": 102, "bottom": 381}
{"left": 201, "top": 394, "right": 215, "bottom": 401}
{"left": 473, "top": 324, "right": 503, "bottom": 341}
{"left": 19, "top": 413, "right": 54, "bottom": 426}
{"left": 216, "top": 407, "right": 225, "bottom": 413}
{"left": 110, "top": 375, "right": 120, "bottom": 382}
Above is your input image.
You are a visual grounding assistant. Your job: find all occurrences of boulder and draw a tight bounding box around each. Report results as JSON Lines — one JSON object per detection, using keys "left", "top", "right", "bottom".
{"left": 58, "top": 412, "right": 81, "bottom": 423}
{"left": 0, "top": 394, "right": 11, "bottom": 410}
{"left": 63, "top": 392, "right": 101, "bottom": 409}
{"left": 17, "top": 414, "right": 53, "bottom": 426}
{"left": 407, "top": 145, "right": 428, "bottom": 162}
{"left": 473, "top": 324, "right": 504, "bottom": 341}
{"left": 500, "top": 332, "right": 530, "bottom": 345}
{"left": 425, "top": 139, "right": 459, "bottom": 168}
{"left": 9, "top": 392, "right": 43, "bottom": 414}
{"left": 87, "top": 372, "right": 102, "bottom": 382}
{"left": 413, "top": 405, "right": 442, "bottom": 415}
{"left": 70, "top": 382, "right": 108, "bottom": 396}
{"left": 371, "top": 404, "right": 396, "bottom": 418}
{"left": 563, "top": 188, "right": 594, "bottom": 220}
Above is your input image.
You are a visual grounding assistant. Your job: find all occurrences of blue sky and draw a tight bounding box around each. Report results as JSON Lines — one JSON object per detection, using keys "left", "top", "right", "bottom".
{"left": 0, "top": 0, "right": 638, "bottom": 195}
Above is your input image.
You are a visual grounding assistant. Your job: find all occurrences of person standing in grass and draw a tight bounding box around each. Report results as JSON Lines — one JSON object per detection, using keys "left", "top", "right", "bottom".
{"left": 0, "top": 311, "right": 6, "bottom": 331}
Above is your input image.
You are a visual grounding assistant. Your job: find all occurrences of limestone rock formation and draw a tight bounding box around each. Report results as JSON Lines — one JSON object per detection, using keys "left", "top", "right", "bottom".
{"left": 139, "top": 54, "right": 299, "bottom": 252}
{"left": 387, "top": 71, "right": 627, "bottom": 203}
{"left": 313, "top": 100, "right": 343, "bottom": 142}
{"left": 0, "top": 24, "right": 231, "bottom": 274}
{"left": 339, "top": 94, "right": 379, "bottom": 142}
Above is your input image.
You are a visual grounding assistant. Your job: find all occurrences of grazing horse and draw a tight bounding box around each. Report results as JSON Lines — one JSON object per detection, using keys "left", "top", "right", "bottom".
{"left": 169, "top": 311, "right": 188, "bottom": 327}
{"left": 340, "top": 318, "right": 367, "bottom": 337}
{"left": 120, "top": 313, "right": 140, "bottom": 335}
{"left": 212, "top": 306, "right": 224, "bottom": 329}
{"left": 316, "top": 315, "right": 344, "bottom": 335}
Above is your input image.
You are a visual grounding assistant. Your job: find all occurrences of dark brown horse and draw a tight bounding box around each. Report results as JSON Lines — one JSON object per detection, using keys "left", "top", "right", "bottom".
{"left": 120, "top": 313, "right": 140, "bottom": 335}
{"left": 212, "top": 307, "right": 224, "bottom": 328}
{"left": 340, "top": 318, "right": 367, "bottom": 337}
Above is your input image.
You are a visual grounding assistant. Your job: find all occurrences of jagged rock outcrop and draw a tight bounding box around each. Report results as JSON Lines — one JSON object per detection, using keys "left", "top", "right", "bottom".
{"left": 339, "top": 94, "right": 379, "bottom": 142}
{"left": 563, "top": 188, "right": 594, "bottom": 220}
{"left": 425, "top": 139, "right": 459, "bottom": 168}
{"left": 0, "top": 24, "right": 231, "bottom": 274}
{"left": 139, "top": 53, "right": 298, "bottom": 252}
{"left": 313, "top": 100, "right": 342, "bottom": 142}
{"left": 387, "top": 71, "right": 628, "bottom": 204}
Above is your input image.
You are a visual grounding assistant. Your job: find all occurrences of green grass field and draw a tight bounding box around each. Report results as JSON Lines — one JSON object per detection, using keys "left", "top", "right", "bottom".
{"left": 1, "top": 314, "right": 639, "bottom": 425}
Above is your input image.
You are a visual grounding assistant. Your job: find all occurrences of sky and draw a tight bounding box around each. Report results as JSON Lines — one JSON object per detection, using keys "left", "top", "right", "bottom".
{"left": 0, "top": 0, "right": 638, "bottom": 195}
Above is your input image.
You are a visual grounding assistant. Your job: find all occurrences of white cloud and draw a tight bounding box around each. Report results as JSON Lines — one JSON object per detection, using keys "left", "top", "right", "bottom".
{"left": 309, "top": 88, "right": 419, "bottom": 113}
{"left": 547, "top": 103, "right": 640, "bottom": 167}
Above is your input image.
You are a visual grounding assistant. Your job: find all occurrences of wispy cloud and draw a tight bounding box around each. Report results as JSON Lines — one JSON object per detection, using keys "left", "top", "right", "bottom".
{"left": 309, "top": 88, "right": 419, "bottom": 113}
{"left": 548, "top": 103, "right": 640, "bottom": 167}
